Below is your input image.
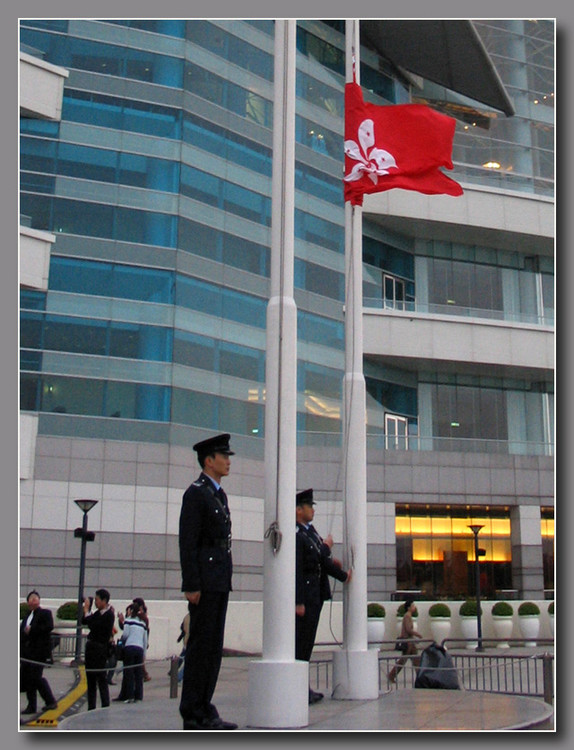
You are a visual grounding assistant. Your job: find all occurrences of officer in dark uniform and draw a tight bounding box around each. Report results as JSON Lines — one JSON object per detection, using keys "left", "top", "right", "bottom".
{"left": 295, "top": 489, "right": 352, "bottom": 704}
{"left": 178, "top": 433, "right": 238, "bottom": 730}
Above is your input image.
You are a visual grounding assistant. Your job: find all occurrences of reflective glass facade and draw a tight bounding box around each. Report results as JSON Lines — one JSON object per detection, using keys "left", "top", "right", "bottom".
{"left": 20, "top": 19, "right": 554, "bottom": 456}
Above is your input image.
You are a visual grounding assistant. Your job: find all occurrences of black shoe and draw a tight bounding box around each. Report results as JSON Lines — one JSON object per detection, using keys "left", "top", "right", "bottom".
{"left": 308, "top": 690, "right": 324, "bottom": 705}
{"left": 21, "top": 706, "right": 37, "bottom": 715}
{"left": 42, "top": 703, "right": 58, "bottom": 711}
{"left": 203, "top": 717, "right": 238, "bottom": 730}
{"left": 183, "top": 717, "right": 206, "bottom": 730}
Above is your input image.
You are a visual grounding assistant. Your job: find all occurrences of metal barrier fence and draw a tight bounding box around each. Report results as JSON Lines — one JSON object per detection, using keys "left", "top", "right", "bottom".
{"left": 309, "top": 639, "right": 554, "bottom": 705}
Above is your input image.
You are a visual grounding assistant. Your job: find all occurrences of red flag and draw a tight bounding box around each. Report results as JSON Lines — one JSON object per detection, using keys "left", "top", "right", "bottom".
{"left": 344, "top": 82, "right": 463, "bottom": 205}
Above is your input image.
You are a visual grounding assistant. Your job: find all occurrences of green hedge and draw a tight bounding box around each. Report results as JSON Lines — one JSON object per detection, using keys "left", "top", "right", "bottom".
{"left": 56, "top": 601, "right": 80, "bottom": 620}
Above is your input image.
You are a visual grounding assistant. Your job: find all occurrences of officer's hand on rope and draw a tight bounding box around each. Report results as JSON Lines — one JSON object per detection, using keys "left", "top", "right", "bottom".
{"left": 296, "top": 604, "right": 305, "bottom": 617}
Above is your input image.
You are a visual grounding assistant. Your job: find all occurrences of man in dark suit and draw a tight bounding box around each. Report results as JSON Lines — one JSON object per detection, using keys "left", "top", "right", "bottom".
{"left": 178, "top": 433, "right": 237, "bottom": 731}
{"left": 82, "top": 588, "right": 115, "bottom": 710}
{"left": 295, "top": 489, "right": 352, "bottom": 704}
{"left": 20, "top": 590, "right": 58, "bottom": 715}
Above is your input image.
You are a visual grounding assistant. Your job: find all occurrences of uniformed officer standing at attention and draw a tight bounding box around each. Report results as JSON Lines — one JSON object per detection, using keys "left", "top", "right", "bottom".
{"left": 295, "top": 489, "right": 352, "bottom": 704}
{"left": 178, "top": 433, "right": 238, "bottom": 730}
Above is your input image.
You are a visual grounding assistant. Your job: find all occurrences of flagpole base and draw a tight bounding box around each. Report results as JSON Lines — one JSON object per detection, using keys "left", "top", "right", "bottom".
{"left": 247, "top": 659, "right": 309, "bottom": 728}
{"left": 332, "top": 648, "right": 380, "bottom": 700}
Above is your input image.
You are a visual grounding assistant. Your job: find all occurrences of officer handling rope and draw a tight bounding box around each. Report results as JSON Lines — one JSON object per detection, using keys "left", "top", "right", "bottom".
{"left": 295, "top": 488, "right": 352, "bottom": 704}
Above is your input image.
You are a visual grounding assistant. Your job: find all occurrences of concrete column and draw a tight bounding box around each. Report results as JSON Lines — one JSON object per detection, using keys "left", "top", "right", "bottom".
{"left": 247, "top": 20, "right": 308, "bottom": 729}
{"left": 332, "top": 18, "right": 379, "bottom": 700}
{"left": 510, "top": 504, "right": 545, "bottom": 598}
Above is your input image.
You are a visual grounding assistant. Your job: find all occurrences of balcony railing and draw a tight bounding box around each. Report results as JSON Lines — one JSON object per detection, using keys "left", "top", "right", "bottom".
{"left": 363, "top": 298, "right": 554, "bottom": 327}
{"left": 299, "top": 431, "right": 554, "bottom": 457}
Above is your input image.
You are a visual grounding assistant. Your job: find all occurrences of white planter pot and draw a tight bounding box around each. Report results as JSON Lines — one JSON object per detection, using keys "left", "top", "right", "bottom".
{"left": 429, "top": 617, "right": 451, "bottom": 644}
{"left": 460, "top": 616, "right": 478, "bottom": 650}
{"left": 519, "top": 615, "right": 540, "bottom": 646}
{"left": 367, "top": 618, "right": 385, "bottom": 648}
{"left": 492, "top": 615, "right": 514, "bottom": 648}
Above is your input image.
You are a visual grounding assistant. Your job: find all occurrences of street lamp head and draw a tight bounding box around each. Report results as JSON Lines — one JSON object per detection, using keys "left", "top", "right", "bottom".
{"left": 468, "top": 524, "right": 484, "bottom": 535}
{"left": 75, "top": 498, "right": 98, "bottom": 514}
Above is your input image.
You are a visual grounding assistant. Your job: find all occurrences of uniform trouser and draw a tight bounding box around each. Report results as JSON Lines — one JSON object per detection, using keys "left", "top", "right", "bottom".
{"left": 179, "top": 591, "right": 229, "bottom": 722}
{"left": 295, "top": 599, "right": 323, "bottom": 663}
{"left": 21, "top": 661, "right": 56, "bottom": 710}
{"left": 85, "top": 641, "right": 110, "bottom": 710}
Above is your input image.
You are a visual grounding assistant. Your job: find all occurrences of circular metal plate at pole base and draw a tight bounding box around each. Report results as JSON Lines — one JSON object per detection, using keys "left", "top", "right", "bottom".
{"left": 332, "top": 648, "right": 380, "bottom": 700}
{"left": 247, "top": 659, "right": 309, "bottom": 729}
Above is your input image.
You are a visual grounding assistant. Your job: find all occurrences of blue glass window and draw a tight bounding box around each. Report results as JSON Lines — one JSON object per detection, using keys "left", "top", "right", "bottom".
{"left": 63, "top": 90, "right": 182, "bottom": 139}
{"left": 20, "top": 136, "right": 57, "bottom": 174}
{"left": 295, "top": 259, "right": 344, "bottom": 301}
{"left": 186, "top": 20, "right": 273, "bottom": 80}
{"left": 172, "top": 388, "right": 216, "bottom": 427}
{"left": 49, "top": 257, "right": 174, "bottom": 304}
{"left": 44, "top": 315, "right": 107, "bottom": 355}
{"left": 110, "top": 322, "right": 172, "bottom": 361}
{"left": 102, "top": 20, "right": 186, "bottom": 37}
{"left": 176, "top": 276, "right": 266, "bottom": 328}
{"left": 20, "top": 289, "right": 46, "bottom": 311}
{"left": 50, "top": 257, "right": 113, "bottom": 296}
{"left": 184, "top": 62, "right": 272, "bottom": 127}
{"left": 173, "top": 331, "right": 216, "bottom": 369}
{"left": 219, "top": 341, "right": 262, "bottom": 381}
{"left": 295, "top": 209, "right": 344, "bottom": 253}
{"left": 295, "top": 162, "right": 343, "bottom": 206}
{"left": 298, "top": 311, "right": 344, "bottom": 347}
{"left": 183, "top": 113, "right": 272, "bottom": 176}
{"left": 20, "top": 29, "right": 184, "bottom": 87}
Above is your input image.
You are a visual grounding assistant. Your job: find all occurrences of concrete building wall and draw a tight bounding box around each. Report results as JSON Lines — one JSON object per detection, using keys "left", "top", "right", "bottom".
{"left": 20, "top": 436, "right": 553, "bottom": 603}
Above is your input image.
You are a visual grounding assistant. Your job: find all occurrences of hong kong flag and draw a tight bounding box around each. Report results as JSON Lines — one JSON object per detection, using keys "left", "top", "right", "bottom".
{"left": 344, "top": 82, "right": 463, "bottom": 205}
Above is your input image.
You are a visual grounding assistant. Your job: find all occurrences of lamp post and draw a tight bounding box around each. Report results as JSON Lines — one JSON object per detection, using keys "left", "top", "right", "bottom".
{"left": 73, "top": 499, "right": 98, "bottom": 664}
{"left": 468, "top": 524, "right": 485, "bottom": 652}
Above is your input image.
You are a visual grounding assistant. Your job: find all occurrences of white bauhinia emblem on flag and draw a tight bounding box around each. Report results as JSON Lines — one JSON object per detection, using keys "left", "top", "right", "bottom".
{"left": 343, "top": 118, "right": 397, "bottom": 185}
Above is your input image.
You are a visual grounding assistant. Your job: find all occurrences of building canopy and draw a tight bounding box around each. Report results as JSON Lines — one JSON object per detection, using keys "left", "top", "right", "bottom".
{"left": 360, "top": 19, "right": 515, "bottom": 117}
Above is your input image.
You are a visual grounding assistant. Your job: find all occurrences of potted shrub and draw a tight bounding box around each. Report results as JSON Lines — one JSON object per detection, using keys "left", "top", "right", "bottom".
{"left": 491, "top": 601, "right": 514, "bottom": 648}
{"left": 548, "top": 601, "right": 554, "bottom": 637}
{"left": 428, "top": 602, "right": 452, "bottom": 643}
{"left": 56, "top": 601, "right": 80, "bottom": 622}
{"left": 367, "top": 602, "right": 385, "bottom": 647}
{"left": 518, "top": 601, "right": 541, "bottom": 646}
{"left": 20, "top": 601, "right": 31, "bottom": 620}
{"left": 459, "top": 600, "right": 482, "bottom": 649}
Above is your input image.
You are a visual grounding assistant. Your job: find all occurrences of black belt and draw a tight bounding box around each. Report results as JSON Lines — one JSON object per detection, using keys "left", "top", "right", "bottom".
{"left": 204, "top": 539, "right": 231, "bottom": 550}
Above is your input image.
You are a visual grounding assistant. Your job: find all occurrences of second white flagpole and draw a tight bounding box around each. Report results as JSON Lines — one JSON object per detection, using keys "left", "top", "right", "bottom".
{"left": 332, "top": 17, "right": 379, "bottom": 701}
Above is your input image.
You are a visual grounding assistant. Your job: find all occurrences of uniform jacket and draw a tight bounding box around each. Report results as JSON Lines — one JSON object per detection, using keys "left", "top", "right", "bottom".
{"left": 179, "top": 472, "right": 233, "bottom": 593}
{"left": 20, "top": 607, "right": 54, "bottom": 663}
{"left": 296, "top": 523, "right": 348, "bottom": 606}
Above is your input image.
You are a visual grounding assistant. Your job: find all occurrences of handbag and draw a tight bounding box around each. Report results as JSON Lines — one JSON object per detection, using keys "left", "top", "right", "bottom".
{"left": 115, "top": 638, "right": 126, "bottom": 662}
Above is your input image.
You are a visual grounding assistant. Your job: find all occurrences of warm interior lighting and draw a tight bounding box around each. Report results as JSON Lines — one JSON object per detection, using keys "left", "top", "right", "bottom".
{"left": 483, "top": 160, "right": 501, "bottom": 169}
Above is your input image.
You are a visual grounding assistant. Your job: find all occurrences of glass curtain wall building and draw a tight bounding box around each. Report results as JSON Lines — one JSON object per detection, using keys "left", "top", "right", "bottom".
{"left": 19, "top": 19, "right": 554, "bottom": 603}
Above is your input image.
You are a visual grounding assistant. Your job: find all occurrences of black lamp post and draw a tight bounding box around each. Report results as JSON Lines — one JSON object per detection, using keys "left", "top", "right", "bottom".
{"left": 73, "top": 499, "right": 98, "bottom": 665}
{"left": 468, "top": 524, "right": 485, "bottom": 652}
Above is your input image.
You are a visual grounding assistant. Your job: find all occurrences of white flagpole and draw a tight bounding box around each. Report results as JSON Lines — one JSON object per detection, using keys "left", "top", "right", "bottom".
{"left": 247, "top": 19, "right": 309, "bottom": 729}
{"left": 332, "top": 17, "right": 379, "bottom": 700}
